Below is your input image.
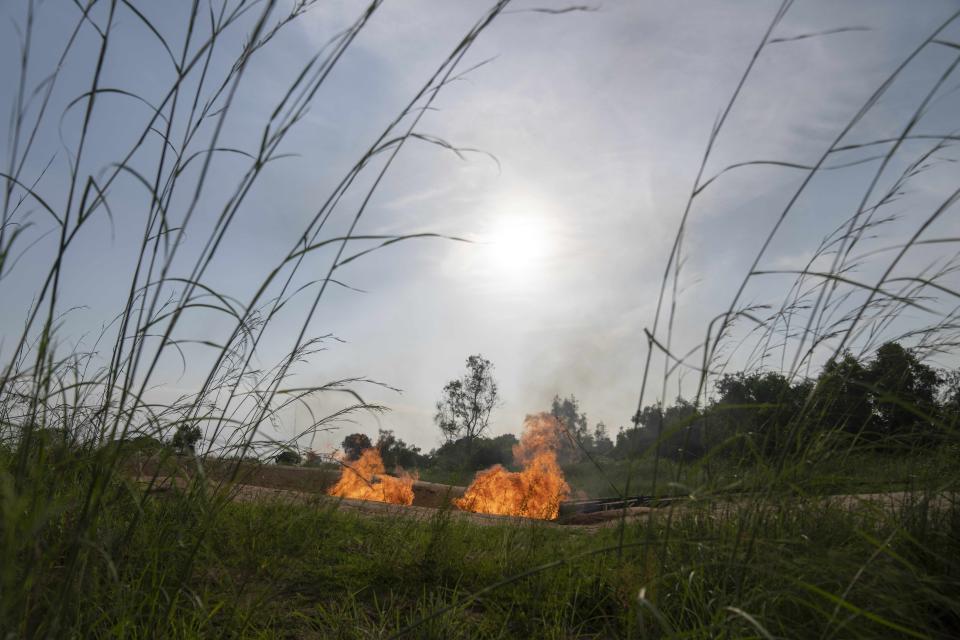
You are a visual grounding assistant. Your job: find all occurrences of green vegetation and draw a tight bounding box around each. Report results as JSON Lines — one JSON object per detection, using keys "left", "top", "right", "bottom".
{"left": 341, "top": 433, "right": 374, "bottom": 462}
{"left": 614, "top": 341, "right": 957, "bottom": 463}
{"left": 2, "top": 0, "right": 960, "bottom": 638}
{"left": 2, "top": 450, "right": 956, "bottom": 638}
{"left": 150, "top": 491, "right": 960, "bottom": 639}
{"left": 434, "top": 354, "right": 500, "bottom": 458}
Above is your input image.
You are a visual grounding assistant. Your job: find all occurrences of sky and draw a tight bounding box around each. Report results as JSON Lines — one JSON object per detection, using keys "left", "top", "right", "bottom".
{"left": 2, "top": 0, "right": 959, "bottom": 453}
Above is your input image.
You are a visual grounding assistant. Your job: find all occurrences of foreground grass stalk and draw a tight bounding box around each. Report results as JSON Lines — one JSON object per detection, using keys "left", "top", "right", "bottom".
{"left": 1, "top": 1, "right": 959, "bottom": 638}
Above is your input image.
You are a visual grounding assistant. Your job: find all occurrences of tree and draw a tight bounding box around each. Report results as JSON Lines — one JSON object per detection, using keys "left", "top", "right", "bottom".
{"left": 661, "top": 398, "right": 708, "bottom": 460}
{"left": 482, "top": 433, "right": 519, "bottom": 467}
{"left": 623, "top": 399, "right": 706, "bottom": 461}
{"left": 376, "top": 429, "right": 426, "bottom": 470}
{"left": 592, "top": 422, "right": 614, "bottom": 455}
{"left": 341, "top": 432, "right": 372, "bottom": 461}
{"left": 713, "top": 372, "right": 811, "bottom": 459}
{"left": 813, "top": 352, "right": 873, "bottom": 440}
{"left": 939, "top": 368, "right": 960, "bottom": 407}
{"left": 434, "top": 354, "right": 499, "bottom": 456}
{"left": 866, "top": 342, "right": 941, "bottom": 445}
{"left": 274, "top": 449, "right": 301, "bottom": 465}
{"left": 939, "top": 368, "right": 960, "bottom": 432}
{"left": 550, "top": 394, "right": 591, "bottom": 463}
{"left": 171, "top": 424, "right": 202, "bottom": 455}
{"left": 614, "top": 404, "right": 663, "bottom": 459}
{"left": 429, "top": 433, "right": 517, "bottom": 471}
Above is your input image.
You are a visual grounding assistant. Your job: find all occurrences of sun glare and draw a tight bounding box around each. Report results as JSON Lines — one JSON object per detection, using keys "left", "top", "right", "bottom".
{"left": 485, "top": 212, "right": 553, "bottom": 281}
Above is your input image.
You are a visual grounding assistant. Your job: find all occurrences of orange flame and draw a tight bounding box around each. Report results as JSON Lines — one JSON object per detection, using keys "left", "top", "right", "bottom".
{"left": 455, "top": 413, "right": 570, "bottom": 520}
{"left": 328, "top": 448, "right": 415, "bottom": 505}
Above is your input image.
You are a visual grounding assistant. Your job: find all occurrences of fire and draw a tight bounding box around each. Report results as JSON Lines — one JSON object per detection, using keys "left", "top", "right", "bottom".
{"left": 328, "top": 448, "right": 415, "bottom": 505}
{"left": 455, "top": 413, "right": 571, "bottom": 520}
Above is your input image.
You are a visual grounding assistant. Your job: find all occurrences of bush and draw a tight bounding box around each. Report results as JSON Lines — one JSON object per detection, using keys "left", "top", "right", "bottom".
{"left": 429, "top": 434, "right": 517, "bottom": 471}
{"left": 274, "top": 449, "right": 301, "bottom": 466}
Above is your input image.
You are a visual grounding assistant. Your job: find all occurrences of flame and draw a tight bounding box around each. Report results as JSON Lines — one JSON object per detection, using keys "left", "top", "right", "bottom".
{"left": 328, "top": 448, "right": 415, "bottom": 505}
{"left": 455, "top": 413, "right": 570, "bottom": 520}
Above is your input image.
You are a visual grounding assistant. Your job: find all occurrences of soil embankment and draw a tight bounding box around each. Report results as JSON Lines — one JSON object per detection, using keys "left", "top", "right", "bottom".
{"left": 131, "top": 457, "right": 955, "bottom": 530}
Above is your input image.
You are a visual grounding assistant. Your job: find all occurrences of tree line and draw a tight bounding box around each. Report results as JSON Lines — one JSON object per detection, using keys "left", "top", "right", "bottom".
{"left": 330, "top": 354, "right": 614, "bottom": 472}
{"left": 352, "top": 343, "right": 957, "bottom": 471}
{"left": 184, "top": 343, "right": 957, "bottom": 470}
{"left": 621, "top": 341, "right": 959, "bottom": 463}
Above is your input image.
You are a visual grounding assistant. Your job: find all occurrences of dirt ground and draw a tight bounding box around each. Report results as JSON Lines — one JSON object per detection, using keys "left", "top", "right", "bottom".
{"left": 134, "top": 474, "right": 563, "bottom": 528}
{"left": 131, "top": 459, "right": 955, "bottom": 530}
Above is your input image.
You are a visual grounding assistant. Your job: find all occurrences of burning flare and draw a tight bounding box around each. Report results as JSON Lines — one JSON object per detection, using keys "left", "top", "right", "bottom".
{"left": 455, "top": 413, "right": 571, "bottom": 520}
{"left": 328, "top": 448, "right": 415, "bottom": 505}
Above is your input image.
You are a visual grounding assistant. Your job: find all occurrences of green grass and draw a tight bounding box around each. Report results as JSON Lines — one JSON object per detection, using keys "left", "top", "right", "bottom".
{"left": 6, "top": 461, "right": 954, "bottom": 639}
{"left": 7, "top": 437, "right": 957, "bottom": 638}
{"left": 559, "top": 448, "right": 959, "bottom": 501}
{"left": 562, "top": 457, "right": 701, "bottom": 500}
{"left": 3, "top": 0, "right": 960, "bottom": 637}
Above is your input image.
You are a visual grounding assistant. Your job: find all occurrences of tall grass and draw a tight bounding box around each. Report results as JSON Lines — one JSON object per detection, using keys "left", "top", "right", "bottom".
{"left": 1, "top": 0, "right": 959, "bottom": 638}
{"left": 0, "top": 0, "right": 523, "bottom": 635}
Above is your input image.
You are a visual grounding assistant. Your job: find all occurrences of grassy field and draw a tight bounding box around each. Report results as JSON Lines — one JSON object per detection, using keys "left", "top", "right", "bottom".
{"left": 165, "top": 488, "right": 960, "bottom": 639}
{"left": 124, "top": 447, "right": 957, "bottom": 502}
{"left": 205, "top": 490, "right": 960, "bottom": 639}
{"left": 3, "top": 1, "right": 960, "bottom": 637}
{"left": 3, "top": 442, "right": 957, "bottom": 638}
{"left": 4, "top": 452, "right": 956, "bottom": 639}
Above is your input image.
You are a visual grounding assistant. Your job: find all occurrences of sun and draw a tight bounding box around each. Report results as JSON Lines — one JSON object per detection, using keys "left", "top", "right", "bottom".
{"left": 484, "top": 213, "right": 553, "bottom": 282}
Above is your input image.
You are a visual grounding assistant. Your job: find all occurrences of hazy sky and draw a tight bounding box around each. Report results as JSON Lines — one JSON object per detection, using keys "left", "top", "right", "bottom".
{"left": 2, "top": 0, "right": 959, "bottom": 453}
